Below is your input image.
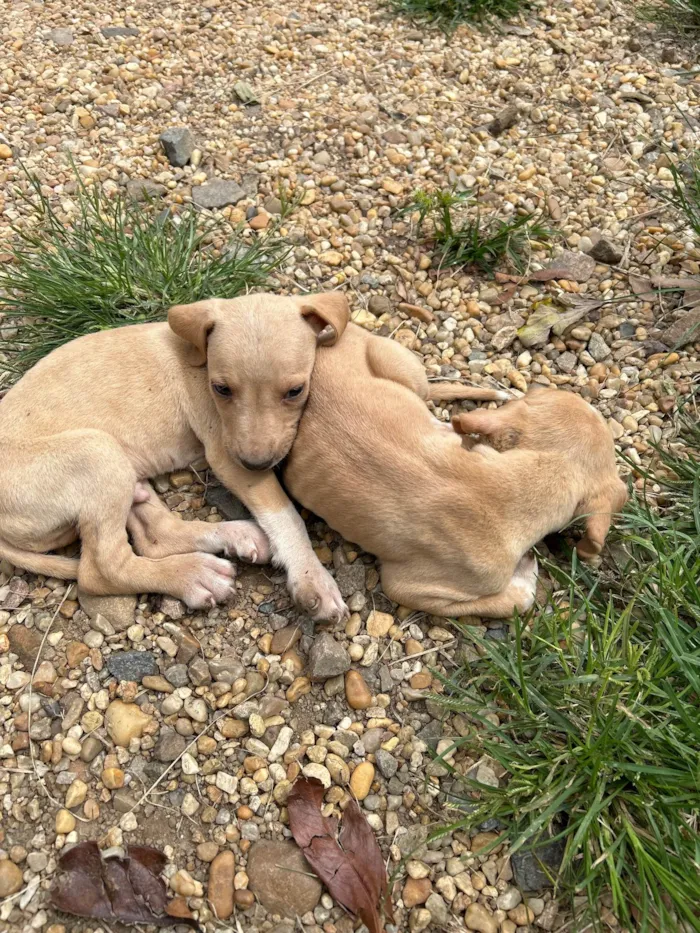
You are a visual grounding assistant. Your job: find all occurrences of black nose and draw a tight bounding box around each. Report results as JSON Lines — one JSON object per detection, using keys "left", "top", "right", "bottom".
{"left": 240, "top": 457, "right": 275, "bottom": 472}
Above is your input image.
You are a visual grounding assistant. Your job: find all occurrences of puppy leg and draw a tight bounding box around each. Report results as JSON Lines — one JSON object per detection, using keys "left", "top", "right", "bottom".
{"left": 26, "top": 431, "right": 236, "bottom": 608}
{"left": 128, "top": 482, "right": 271, "bottom": 564}
{"left": 382, "top": 554, "right": 538, "bottom": 619}
{"left": 205, "top": 446, "right": 348, "bottom": 624}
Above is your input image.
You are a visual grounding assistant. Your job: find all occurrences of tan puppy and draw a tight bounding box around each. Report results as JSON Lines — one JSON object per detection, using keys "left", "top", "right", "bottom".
{"left": 284, "top": 323, "right": 627, "bottom": 618}
{"left": 0, "top": 293, "right": 350, "bottom": 620}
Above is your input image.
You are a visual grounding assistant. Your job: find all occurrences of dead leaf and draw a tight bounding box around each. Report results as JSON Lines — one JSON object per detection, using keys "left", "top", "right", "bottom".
{"left": 529, "top": 250, "right": 596, "bottom": 283}
{"left": 287, "top": 778, "right": 393, "bottom": 933}
{"left": 50, "top": 841, "right": 199, "bottom": 928}
{"left": 233, "top": 80, "right": 259, "bottom": 105}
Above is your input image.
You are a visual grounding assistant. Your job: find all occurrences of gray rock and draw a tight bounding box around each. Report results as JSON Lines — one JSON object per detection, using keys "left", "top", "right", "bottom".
{"left": 587, "top": 332, "right": 611, "bottom": 362}
{"left": 209, "top": 655, "right": 245, "bottom": 683}
{"left": 588, "top": 237, "right": 623, "bottom": 265}
{"left": 488, "top": 104, "right": 519, "bottom": 136}
{"left": 368, "top": 295, "right": 392, "bottom": 316}
{"left": 101, "top": 26, "right": 140, "bottom": 37}
{"left": 205, "top": 484, "right": 250, "bottom": 520}
{"left": 192, "top": 180, "right": 246, "bottom": 210}
{"left": 159, "top": 127, "right": 196, "bottom": 167}
{"left": 417, "top": 720, "right": 443, "bottom": 750}
{"left": 375, "top": 748, "right": 398, "bottom": 779}
{"left": 49, "top": 28, "right": 74, "bottom": 47}
{"left": 188, "top": 657, "right": 211, "bottom": 686}
{"left": 511, "top": 837, "right": 565, "bottom": 891}
{"left": 661, "top": 309, "right": 700, "bottom": 348}
{"left": 78, "top": 593, "right": 137, "bottom": 632}
{"left": 362, "top": 728, "right": 385, "bottom": 753}
{"left": 106, "top": 651, "right": 157, "bottom": 683}
{"left": 397, "top": 823, "right": 428, "bottom": 857}
{"left": 247, "top": 840, "right": 321, "bottom": 918}
{"left": 335, "top": 561, "right": 366, "bottom": 598}
{"left": 159, "top": 596, "right": 185, "bottom": 620}
{"left": 165, "top": 663, "right": 189, "bottom": 688}
{"left": 155, "top": 729, "right": 187, "bottom": 763}
{"left": 125, "top": 179, "right": 165, "bottom": 202}
{"left": 307, "top": 633, "right": 351, "bottom": 682}
{"left": 533, "top": 250, "right": 596, "bottom": 283}
{"left": 426, "top": 893, "right": 451, "bottom": 927}
{"left": 556, "top": 351, "right": 577, "bottom": 373}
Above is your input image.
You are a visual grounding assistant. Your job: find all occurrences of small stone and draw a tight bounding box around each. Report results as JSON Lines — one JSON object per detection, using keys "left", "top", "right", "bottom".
{"left": 208, "top": 851, "right": 235, "bottom": 920}
{"left": 247, "top": 841, "right": 321, "bottom": 918}
{"left": 66, "top": 641, "right": 90, "bottom": 667}
{"left": 488, "top": 104, "right": 519, "bottom": 136}
{"left": 588, "top": 332, "right": 611, "bottom": 362}
{"left": 65, "top": 779, "right": 88, "bottom": 809}
{"left": 8, "top": 625, "right": 42, "bottom": 668}
{"left": 154, "top": 727, "right": 186, "bottom": 761}
{"left": 159, "top": 127, "right": 196, "bottom": 167}
{"left": 497, "top": 888, "right": 522, "bottom": 910}
{"left": 375, "top": 749, "right": 398, "bottom": 779}
{"left": 302, "top": 763, "right": 332, "bottom": 787}
{"left": 55, "top": 809, "right": 76, "bottom": 834}
{"left": 102, "top": 767, "right": 125, "bottom": 790}
{"left": 79, "top": 593, "right": 136, "bottom": 631}
{"left": 308, "top": 633, "right": 351, "bottom": 681}
{"left": 142, "top": 675, "right": 174, "bottom": 693}
{"left": 49, "top": 28, "right": 74, "bottom": 46}
{"left": 409, "top": 908, "right": 432, "bottom": 932}
{"left": 184, "top": 696, "right": 208, "bottom": 722}
{"left": 80, "top": 735, "right": 102, "bottom": 762}
{"left": 349, "top": 761, "right": 374, "bottom": 800}
{"left": 270, "top": 625, "right": 301, "bottom": 655}
{"left": 192, "top": 180, "right": 246, "bottom": 210}
{"left": 0, "top": 144, "right": 13, "bottom": 161}
{"left": 0, "top": 859, "right": 23, "bottom": 898}
{"left": 366, "top": 610, "right": 393, "bottom": 637}
{"left": 344, "top": 669, "right": 372, "bottom": 709}
{"left": 125, "top": 179, "right": 165, "bottom": 201}
{"left": 588, "top": 237, "right": 623, "bottom": 265}
{"left": 107, "top": 650, "right": 157, "bottom": 683}
{"left": 405, "top": 638, "right": 423, "bottom": 656}
{"left": 101, "top": 25, "right": 140, "bottom": 36}
{"left": 403, "top": 877, "right": 431, "bottom": 908}
{"left": 105, "top": 700, "right": 152, "bottom": 746}
{"left": 465, "top": 903, "right": 498, "bottom": 933}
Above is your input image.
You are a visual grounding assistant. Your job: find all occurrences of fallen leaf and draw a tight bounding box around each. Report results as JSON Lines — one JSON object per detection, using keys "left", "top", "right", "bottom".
{"left": 287, "top": 778, "right": 393, "bottom": 933}
{"left": 233, "top": 80, "right": 259, "bottom": 105}
{"left": 50, "top": 841, "right": 199, "bottom": 928}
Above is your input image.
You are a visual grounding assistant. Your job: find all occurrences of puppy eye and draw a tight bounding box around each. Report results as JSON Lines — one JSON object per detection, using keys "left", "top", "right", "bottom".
{"left": 212, "top": 383, "right": 232, "bottom": 399}
{"left": 284, "top": 385, "right": 305, "bottom": 400}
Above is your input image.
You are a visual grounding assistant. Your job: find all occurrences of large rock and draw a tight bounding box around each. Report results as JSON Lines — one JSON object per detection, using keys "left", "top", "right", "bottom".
{"left": 159, "top": 127, "right": 196, "bottom": 167}
{"left": 8, "top": 624, "right": 42, "bottom": 669}
{"left": 205, "top": 484, "right": 249, "bottom": 520}
{"left": 511, "top": 837, "right": 565, "bottom": 891}
{"left": 78, "top": 593, "right": 136, "bottom": 632}
{"left": 107, "top": 651, "right": 157, "bottom": 683}
{"left": 247, "top": 841, "right": 321, "bottom": 917}
{"left": 661, "top": 308, "right": 700, "bottom": 349}
{"left": 588, "top": 237, "right": 622, "bottom": 265}
{"left": 192, "top": 180, "right": 246, "bottom": 210}
{"left": 335, "top": 561, "right": 366, "bottom": 598}
{"left": 307, "top": 633, "right": 350, "bottom": 682}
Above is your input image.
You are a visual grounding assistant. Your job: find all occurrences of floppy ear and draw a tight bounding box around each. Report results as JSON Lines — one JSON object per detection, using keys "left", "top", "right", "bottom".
{"left": 576, "top": 483, "right": 628, "bottom": 561}
{"left": 298, "top": 292, "right": 350, "bottom": 346}
{"left": 168, "top": 301, "right": 219, "bottom": 366}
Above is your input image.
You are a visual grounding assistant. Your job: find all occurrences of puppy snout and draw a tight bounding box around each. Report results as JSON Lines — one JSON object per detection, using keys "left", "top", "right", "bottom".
{"left": 240, "top": 457, "right": 275, "bottom": 472}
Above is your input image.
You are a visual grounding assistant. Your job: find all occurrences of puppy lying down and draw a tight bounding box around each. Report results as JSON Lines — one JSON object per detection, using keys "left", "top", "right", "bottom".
{"left": 284, "top": 323, "right": 627, "bottom": 619}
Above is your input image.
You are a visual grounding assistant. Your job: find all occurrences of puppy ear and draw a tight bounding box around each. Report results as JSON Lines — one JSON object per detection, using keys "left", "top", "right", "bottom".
{"left": 299, "top": 292, "right": 350, "bottom": 346}
{"left": 451, "top": 411, "right": 501, "bottom": 436}
{"left": 575, "top": 483, "right": 627, "bottom": 561}
{"left": 168, "top": 301, "right": 218, "bottom": 366}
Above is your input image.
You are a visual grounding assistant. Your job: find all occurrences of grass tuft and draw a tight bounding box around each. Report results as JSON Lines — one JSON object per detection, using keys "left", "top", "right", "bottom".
{"left": 0, "top": 170, "right": 291, "bottom": 378}
{"left": 388, "top": 0, "right": 530, "bottom": 30}
{"left": 640, "top": 0, "right": 700, "bottom": 29}
{"left": 402, "top": 187, "right": 550, "bottom": 275}
{"left": 433, "top": 402, "right": 700, "bottom": 931}
{"left": 663, "top": 153, "right": 700, "bottom": 242}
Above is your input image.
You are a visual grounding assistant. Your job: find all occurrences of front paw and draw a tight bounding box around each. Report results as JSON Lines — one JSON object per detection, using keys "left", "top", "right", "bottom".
{"left": 288, "top": 563, "right": 349, "bottom": 624}
{"left": 215, "top": 521, "right": 272, "bottom": 564}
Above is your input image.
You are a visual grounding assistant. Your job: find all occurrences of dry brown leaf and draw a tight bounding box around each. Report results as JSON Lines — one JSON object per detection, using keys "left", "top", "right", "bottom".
{"left": 287, "top": 778, "right": 393, "bottom": 933}
{"left": 50, "top": 840, "right": 199, "bottom": 928}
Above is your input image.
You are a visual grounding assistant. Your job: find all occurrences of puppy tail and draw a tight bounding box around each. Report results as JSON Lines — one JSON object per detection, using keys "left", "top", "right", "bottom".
{"left": 0, "top": 539, "right": 79, "bottom": 580}
{"left": 427, "top": 382, "right": 509, "bottom": 402}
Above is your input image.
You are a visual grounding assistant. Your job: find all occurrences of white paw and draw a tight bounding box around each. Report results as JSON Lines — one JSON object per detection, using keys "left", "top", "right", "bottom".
{"left": 512, "top": 554, "right": 538, "bottom": 613}
{"left": 180, "top": 553, "right": 236, "bottom": 609}
{"left": 211, "top": 521, "right": 272, "bottom": 564}
{"left": 288, "top": 562, "right": 349, "bottom": 624}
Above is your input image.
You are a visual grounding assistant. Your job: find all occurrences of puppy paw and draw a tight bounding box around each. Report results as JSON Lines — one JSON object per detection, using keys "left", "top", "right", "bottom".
{"left": 288, "top": 563, "right": 349, "bottom": 625}
{"left": 217, "top": 521, "right": 272, "bottom": 564}
{"left": 178, "top": 553, "right": 237, "bottom": 609}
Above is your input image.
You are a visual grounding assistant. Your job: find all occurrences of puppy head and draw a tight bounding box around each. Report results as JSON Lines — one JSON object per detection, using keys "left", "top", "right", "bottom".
{"left": 169, "top": 292, "right": 349, "bottom": 470}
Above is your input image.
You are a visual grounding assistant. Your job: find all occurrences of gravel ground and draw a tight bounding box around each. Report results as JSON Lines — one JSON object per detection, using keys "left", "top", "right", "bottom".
{"left": 1, "top": 1, "right": 700, "bottom": 931}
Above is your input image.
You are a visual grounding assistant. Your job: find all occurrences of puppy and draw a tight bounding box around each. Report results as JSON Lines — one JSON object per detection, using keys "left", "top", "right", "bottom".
{"left": 284, "top": 323, "right": 627, "bottom": 618}
{"left": 0, "top": 293, "right": 350, "bottom": 620}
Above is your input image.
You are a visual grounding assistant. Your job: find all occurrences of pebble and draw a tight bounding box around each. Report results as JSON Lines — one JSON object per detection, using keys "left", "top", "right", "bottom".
{"left": 208, "top": 851, "right": 235, "bottom": 920}
{"left": 307, "top": 633, "right": 350, "bottom": 681}
{"left": 105, "top": 700, "right": 152, "bottom": 746}
{"left": 55, "top": 810, "right": 76, "bottom": 834}
{"left": 349, "top": 761, "right": 375, "bottom": 800}
{"left": 65, "top": 779, "right": 88, "bottom": 808}
{"left": 344, "top": 669, "right": 372, "bottom": 709}
{"left": 403, "top": 877, "right": 432, "bottom": 907}
{"left": 0, "top": 859, "right": 23, "bottom": 898}
{"left": 106, "top": 650, "right": 157, "bottom": 683}
{"left": 465, "top": 903, "right": 498, "bottom": 933}
{"left": 366, "top": 610, "right": 394, "bottom": 637}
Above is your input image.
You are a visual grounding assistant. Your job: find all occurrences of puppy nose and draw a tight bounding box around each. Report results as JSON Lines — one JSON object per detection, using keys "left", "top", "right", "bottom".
{"left": 240, "top": 457, "right": 275, "bottom": 472}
